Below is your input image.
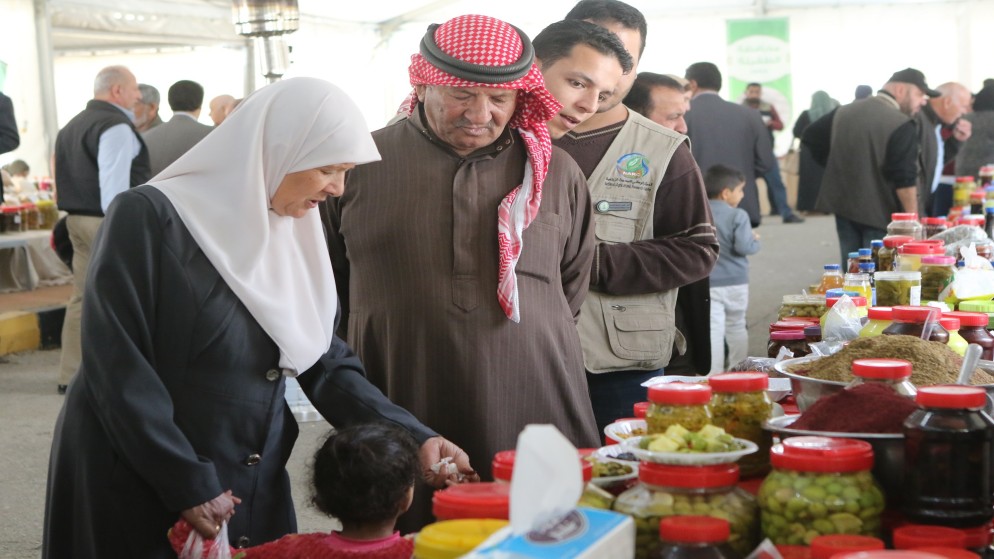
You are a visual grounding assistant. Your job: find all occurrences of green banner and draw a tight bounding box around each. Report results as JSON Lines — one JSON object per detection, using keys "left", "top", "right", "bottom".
{"left": 726, "top": 18, "right": 791, "bottom": 145}
{"left": 0, "top": 60, "right": 6, "bottom": 92}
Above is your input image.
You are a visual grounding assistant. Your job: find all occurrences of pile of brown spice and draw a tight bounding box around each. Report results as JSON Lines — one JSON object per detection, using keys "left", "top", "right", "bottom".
{"left": 786, "top": 334, "right": 994, "bottom": 386}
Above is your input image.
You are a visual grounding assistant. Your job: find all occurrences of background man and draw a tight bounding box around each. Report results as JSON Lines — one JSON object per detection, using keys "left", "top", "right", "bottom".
{"left": 624, "top": 72, "right": 690, "bottom": 133}
{"left": 558, "top": 0, "right": 718, "bottom": 431}
{"left": 917, "top": 81, "right": 973, "bottom": 217}
{"left": 208, "top": 94, "right": 237, "bottom": 126}
{"left": 143, "top": 80, "right": 214, "bottom": 176}
{"left": 803, "top": 68, "right": 937, "bottom": 265}
{"left": 54, "top": 65, "right": 150, "bottom": 394}
{"left": 684, "top": 61, "right": 774, "bottom": 228}
{"left": 324, "top": 14, "right": 599, "bottom": 530}
{"left": 134, "top": 83, "right": 162, "bottom": 133}
{"left": 0, "top": 90, "right": 18, "bottom": 155}
{"left": 743, "top": 82, "right": 803, "bottom": 223}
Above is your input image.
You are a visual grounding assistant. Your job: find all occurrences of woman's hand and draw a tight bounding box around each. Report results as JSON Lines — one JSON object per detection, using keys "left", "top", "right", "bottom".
{"left": 181, "top": 490, "right": 242, "bottom": 539}
{"left": 419, "top": 436, "right": 480, "bottom": 488}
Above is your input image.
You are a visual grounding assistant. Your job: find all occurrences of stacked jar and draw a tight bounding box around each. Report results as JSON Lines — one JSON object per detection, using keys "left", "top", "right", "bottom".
{"left": 878, "top": 236, "right": 914, "bottom": 272}
{"left": 971, "top": 191, "right": 987, "bottom": 216}
{"left": 779, "top": 295, "right": 829, "bottom": 320}
{"left": 708, "top": 372, "right": 773, "bottom": 478}
{"left": 919, "top": 256, "right": 956, "bottom": 303}
{"left": 897, "top": 242, "right": 944, "bottom": 272}
{"left": 768, "top": 330, "right": 810, "bottom": 359}
{"left": 758, "top": 437, "right": 886, "bottom": 545}
{"left": 646, "top": 383, "right": 713, "bottom": 434}
{"left": 614, "top": 462, "right": 759, "bottom": 559}
{"left": 953, "top": 176, "right": 977, "bottom": 210}
{"left": 887, "top": 213, "right": 925, "bottom": 240}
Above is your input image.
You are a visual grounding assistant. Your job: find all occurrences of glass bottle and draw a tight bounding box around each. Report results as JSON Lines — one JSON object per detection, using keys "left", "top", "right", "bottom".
{"left": 844, "top": 358, "right": 917, "bottom": 398}
{"left": 847, "top": 252, "right": 861, "bottom": 274}
{"left": 870, "top": 240, "right": 884, "bottom": 270}
{"left": 903, "top": 386, "right": 994, "bottom": 528}
{"left": 953, "top": 176, "right": 977, "bottom": 209}
{"left": 817, "top": 264, "right": 845, "bottom": 293}
{"left": 654, "top": 516, "right": 743, "bottom": 559}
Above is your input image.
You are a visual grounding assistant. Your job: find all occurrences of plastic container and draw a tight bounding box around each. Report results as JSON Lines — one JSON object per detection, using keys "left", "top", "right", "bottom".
{"left": 892, "top": 525, "right": 968, "bottom": 550}
{"left": 954, "top": 177, "right": 977, "bottom": 208}
{"left": 845, "top": 272, "right": 873, "bottom": 304}
{"left": 770, "top": 321, "right": 810, "bottom": 333}
{"left": 888, "top": 213, "right": 925, "bottom": 240}
{"left": 810, "top": 535, "right": 885, "bottom": 559}
{"left": 646, "top": 382, "right": 713, "bottom": 434}
{"left": 414, "top": 518, "right": 509, "bottom": 559}
{"left": 491, "top": 450, "right": 592, "bottom": 484}
{"left": 768, "top": 330, "right": 810, "bottom": 359}
{"left": 708, "top": 372, "right": 773, "bottom": 478}
{"left": 860, "top": 307, "right": 894, "bottom": 338}
{"left": 898, "top": 243, "right": 944, "bottom": 272}
{"left": 614, "top": 462, "right": 758, "bottom": 558}
{"left": 654, "top": 516, "right": 742, "bottom": 559}
{"left": 759, "top": 437, "right": 886, "bottom": 545}
{"left": 804, "top": 325, "right": 822, "bottom": 345}
{"left": 818, "top": 264, "right": 845, "bottom": 294}
{"left": 940, "top": 317, "right": 969, "bottom": 356}
{"left": 432, "top": 482, "right": 510, "bottom": 521}
{"left": 919, "top": 256, "right": 956, "bottom": 303}
{"left": 882, "top": 306, "right": 948, "bottom": 343}
{"left": 879, "top": 236, "right": 915, "bottom": 272}
{"left": 820, "top": 296, "right": 868, "bottom": 332}
{"left": 903, "top": 386, "right": 994, "bottom": 528}
{"left": 778, "top": 545, "right": 813, "bottom": 559}
{"left": 845, "top": 358, "right": 917, "bottom": 398}
{"left": 874, "top": 271, "right": 921, "bottom": 307}
{"left": 956, "top": 301, "right": 994, "bottom": 329}
{"left": 922, "top": 217, "right": 949, "bottom": 239}
{"left": 779, "top": 295, "right": 829, "bottom": 320}
{"left": 942, "top": 311, "right": 994, "bottom": 360}
{"left": 635, "top": 401, "right": 650, "bottom": 419}
{"left": 848, "top": 252, "right": 862, "bottom": 274}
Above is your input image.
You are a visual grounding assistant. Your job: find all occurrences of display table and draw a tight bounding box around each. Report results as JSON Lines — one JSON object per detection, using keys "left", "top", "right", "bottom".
{"left": 0, "top": 230, "right": 72, "bottom": 293}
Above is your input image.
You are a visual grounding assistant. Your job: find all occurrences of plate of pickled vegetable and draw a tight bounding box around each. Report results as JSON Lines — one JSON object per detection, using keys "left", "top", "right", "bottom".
{"left": 603, "top": 419, "right": 647, "bottom": 444}
{"left": 620, "top": 424, "right": 758, "bottom": 465}
{"left": 584, "top": 444, "right": 639, "bottom": 487}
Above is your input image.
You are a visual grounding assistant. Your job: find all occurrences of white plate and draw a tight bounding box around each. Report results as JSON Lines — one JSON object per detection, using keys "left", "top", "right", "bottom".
{"left": 584, "top": 444, "right": 639, "bottom": 486}
{"left": 620, "top": 435, "right": 758, "bottom": 465}
{"left": 603, "top": 419, "right": 646, "bottom": 443}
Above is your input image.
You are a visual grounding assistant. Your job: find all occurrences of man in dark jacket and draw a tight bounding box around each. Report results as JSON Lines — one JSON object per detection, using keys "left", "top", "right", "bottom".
{"left": 0, "top": 91, "right": 18, "bottom": 155}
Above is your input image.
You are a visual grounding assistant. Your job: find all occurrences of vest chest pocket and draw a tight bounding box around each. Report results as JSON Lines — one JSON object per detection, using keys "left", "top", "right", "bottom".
{"left": 594, "top": 216, "right": 636, "bottom": 244}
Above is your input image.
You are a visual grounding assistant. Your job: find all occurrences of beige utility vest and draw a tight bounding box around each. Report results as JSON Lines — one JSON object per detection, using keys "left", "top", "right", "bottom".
{"left": 578, "top": 111, "right": 687, "bottom": 373}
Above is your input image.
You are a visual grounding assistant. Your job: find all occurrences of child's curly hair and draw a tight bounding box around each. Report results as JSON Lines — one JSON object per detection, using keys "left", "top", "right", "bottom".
{"left": 311, "top": 422, "right": 421, "bottom": 526}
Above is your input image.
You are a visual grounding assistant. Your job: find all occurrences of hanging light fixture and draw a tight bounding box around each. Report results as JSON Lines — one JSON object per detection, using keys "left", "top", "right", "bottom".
{"left": 231, "top": 0, "right": 299, "bottom": 83}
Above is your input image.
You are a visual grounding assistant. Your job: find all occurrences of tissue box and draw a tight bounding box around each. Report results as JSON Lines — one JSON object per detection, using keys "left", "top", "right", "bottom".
{"left": 465, "top": 507, "right": 635, "bottom": 559}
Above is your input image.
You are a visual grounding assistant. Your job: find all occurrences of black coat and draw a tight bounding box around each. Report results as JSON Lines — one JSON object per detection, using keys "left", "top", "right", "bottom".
{"left": 43, "top": 186, "right": 435, "bottom": 558}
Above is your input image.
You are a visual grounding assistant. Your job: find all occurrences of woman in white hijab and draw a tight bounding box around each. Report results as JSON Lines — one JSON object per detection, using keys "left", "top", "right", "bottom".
{"left": 43, "top": 78, "right": 476, "bottom": 559}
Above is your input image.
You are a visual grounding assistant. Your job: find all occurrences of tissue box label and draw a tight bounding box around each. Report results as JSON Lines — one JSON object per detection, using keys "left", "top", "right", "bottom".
{"left": 482, "top": 508, "right": 633, "bottom": 558}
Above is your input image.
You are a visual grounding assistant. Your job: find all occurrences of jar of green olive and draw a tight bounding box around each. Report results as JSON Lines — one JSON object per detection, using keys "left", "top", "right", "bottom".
{"left": 614, "top": 462, "right": 759, "bottom": 559}
{"left": 759, "top": 437, "right": 886, "bottom": 546}
{"left": 646, "top": 382, "right": 713, "bottom": 434}
{"left": 708, "top": 372, "right": 773, "bottom": 478}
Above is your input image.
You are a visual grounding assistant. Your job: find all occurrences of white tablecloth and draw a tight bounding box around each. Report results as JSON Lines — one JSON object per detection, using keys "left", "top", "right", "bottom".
{"left": 0, "top": 230, "right": 73, "bottom": 293}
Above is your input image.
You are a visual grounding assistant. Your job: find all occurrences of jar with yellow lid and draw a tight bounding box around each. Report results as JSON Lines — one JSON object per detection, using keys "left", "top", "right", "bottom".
{"left": 415, "top": 519, "right": 508, "bottom": 559}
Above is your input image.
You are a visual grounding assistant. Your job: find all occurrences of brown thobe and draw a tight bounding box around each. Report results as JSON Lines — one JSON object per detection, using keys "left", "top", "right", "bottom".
{"left": 324, "top": 108, "right": 599, "bottom": 527}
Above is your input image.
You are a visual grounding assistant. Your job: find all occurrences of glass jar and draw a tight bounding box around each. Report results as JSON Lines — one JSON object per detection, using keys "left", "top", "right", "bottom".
{"left": 954, "top": 176, "right": 977, "bottom": 208}
{"left": 431, "top": 482, "right": 510, "bottom": 520}
{"left": 980, "top": 166, "right": 994, "bottom": 189}
{"left": 845, "top": 358, "right": 917, "bottom": 398}
{"left": 922, "top": 217, "right": 949, "bottom": 239}
{"left": 942, "top": 311, "right": 994, "bottom": 360}
{"left": 870, "top": 240, "right": 884, "bottom": 270}
{"left": 768, "top": 330, "right": 811, "bottom": 359}
{"left": 759, "top": 437, "right": 886, "bottom": 545}
{"left": 810, "top": 535, "right": 885, "bottom": 559}
{"left": 957, "top": 300, "right": 994, "bottom": 329}
{"left": 654, "top": 516, "right": 741, "bottom": 559}
{"left": 887, "top": 213, "right": 925, "bottom": 240}
{"left": 903, "top": 386, "right": 994, "bottom": 528}
{"left": 847, "top": 252, "right": 861, "bottom": 274}
{"left": 898, "top": 242, "right": 943, "bottom": 272}
{"left": 490, "top": 450, "right": 592, "bottom": 484}
{"left": 940, "top": 317, "right": 969, "bottom": 357}
{"left": 878, "top": 236, "right": 914, "bottom": 272}
{"left": 778, "top": 295, "right": 828, "bottom": 320}
{"left": 971, "top": 191, "right": 986, "bottom": 217}
{"left": 770, "top": 321, "right": 810, "bottom": 334}
{"left": 874, "top": 271, "right": 921, "bottom": 307}
{"left": 708, "top": 372, "right": 773, "bottom": 478}
{"left": 0, "top": 206, "right": 19, "bottom": 233}
{"left": 859, "top": 307, "right": 893, "bottom": 338}
{"left": 646, "top": 383, "right": 713, "bottom": 434}
{"left": 614, "top": 462, "right": 759, "bottom": 558}
{"left": 920, "top": 256, "right": 956, "bottom": 303}
{"left": 844, "top": 272, "right": 873, "bottom": 303}
{"left": 36, "top": 200, "right": 58, "bottom": 230}
{"left": 882, "top": 305, "right": 948, "bottom": 343}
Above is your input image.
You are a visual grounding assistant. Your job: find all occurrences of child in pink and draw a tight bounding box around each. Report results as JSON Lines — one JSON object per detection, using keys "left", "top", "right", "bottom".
{"left": 170, "top": 423, "right": 420, "bottom": 559}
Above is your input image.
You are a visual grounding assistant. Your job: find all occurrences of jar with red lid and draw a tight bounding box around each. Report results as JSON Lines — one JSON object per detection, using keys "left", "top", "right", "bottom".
{"left": 898, "top": 243, "right": 944, "bottom": 272}
{"left": 903, "top": 386, "right": 994, "bottom": 528}
{"left": 758, "top": 437, "right": 886, "bottom": 544}
{"left": 971, "top": 191, "right": 987, "bottom": 216}
{"left": 892, "top": 525, "right": 968, "bottom": 550}
{"left": 941, "top": 317, "right": 969, "bottom": 356}
{"left": 491, "top": 449, "right": 593, "bottom": 484}
{"left": 860, "top": 306, "right": 894, "bottom": 338}
{"left": 646, "top": 382, "right": 713, "bottom": 434}
{"left": 882, "top": 306, "right": 948, "bottom": 343}
{"left": 920, "top": 256, "right": 956, "bottom": 303}
{"left": 957, "top": 215, "right": 986, "bottom": 228}
{"left": 845, "top": 358, "right": 917, "bottom": 399}
{"left": 879, "top": 236, "right": 915, "bottom": 272}
{"left": 653, "top": 516, "right": 741, "bottom": 559}
{"left": 770, "top": 321, "right": 810, "bottom": 333}
{"left": 0, "top": 205, "right": 20, "bottom": 233}
{"left": 635, "top": 401, "right": 650, "bottom": 419}
{"left": 954, "top": 176, "right": 977, "bottom": 208}
{"left": 942, "top": 311, "right": 994, "bottom": 360}
{"left": 810, "top": 534, "right": 885, "bottom": 559}
{"left": 768, "top": 330, "right": 810, "bottom": 359}
{"left": 432, "top": 482, "right": 510, "bottom": 520}
{"left": 614, "top": 462, "right": 759, "bottom": 558}
{"left": 804, "top": 325, "right": 821, "bottom": 345}
{"left": 888, "top": 213, "right": 925, "bottom": 240}
{"left": 922, "top": 217, "right": 949, "bottom": 239}
{"left": 708, "top": 372, "right": 773, "bottom": 478}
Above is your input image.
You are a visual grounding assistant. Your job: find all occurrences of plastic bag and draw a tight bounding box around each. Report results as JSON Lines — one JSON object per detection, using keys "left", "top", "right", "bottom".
{"left": 943, "top": 243, "right": 994, "bottom": 304}
{"left": 821, "top": 294, "right": 862, "bottom": 342}
{"left": 179, "top": 522, "right": 232, "bottom": 559}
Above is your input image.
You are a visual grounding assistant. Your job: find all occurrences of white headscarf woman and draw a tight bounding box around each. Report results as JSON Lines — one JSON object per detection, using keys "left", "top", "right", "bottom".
{"left": 151, "top": 77, "right": 380, "bottom": 375}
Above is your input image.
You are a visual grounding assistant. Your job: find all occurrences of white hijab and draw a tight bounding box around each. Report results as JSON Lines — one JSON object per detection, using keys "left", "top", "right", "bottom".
{"left": 150, "top": 77, "right": 380, "bottom": 375}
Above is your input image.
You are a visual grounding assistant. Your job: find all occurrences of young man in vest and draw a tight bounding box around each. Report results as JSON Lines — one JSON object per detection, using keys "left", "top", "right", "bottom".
{"left": 54, "top": 65, "right": 150, "bottom": 394}
{"left": 557, "top": 0, "right": 719, "bottom": 433}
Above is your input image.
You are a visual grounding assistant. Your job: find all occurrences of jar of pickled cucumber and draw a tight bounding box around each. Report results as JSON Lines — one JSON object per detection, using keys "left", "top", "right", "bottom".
{"left": 778, "top": 295, "right": 829, "bottom": 320}
{"left": 758, "top": 437, "right": 886, "bottom": 546}
{"left": 646, "top": 382, "right": 713, "bottom": 434}
{"left": 614, "top": 462, "right": 759, "bottom": 559}
{"left": 708, "top": 372, "right": 773, "bottom": 479}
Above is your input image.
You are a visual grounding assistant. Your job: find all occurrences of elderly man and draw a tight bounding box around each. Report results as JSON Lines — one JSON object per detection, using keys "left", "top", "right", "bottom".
{"left": 143, "top": 80, "right": 214, "bottom": 176}
{"left": 917, "top": 82, "right": 973, "bottom": 217}
{"left": 804, "top": 68, "right": 938, "bottom": 265}
{"left": 324, "top": 14, "right": 599, "bottom": 530}
{"left": 54, "top": 65, "right": 149, "bottom": 393}
{"left": 208, "top": 94, "right": 237, "bottom": 126}
{"left": 134, "top": 83, "right": 162, "bottom": 133}
{"left": 557, "top": 0, "right": 718, "bottom": 431}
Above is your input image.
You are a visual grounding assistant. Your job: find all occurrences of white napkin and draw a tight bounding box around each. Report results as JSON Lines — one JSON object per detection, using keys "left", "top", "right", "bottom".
{"left": 509, "top": 424, "right": 583, "bottom": 535}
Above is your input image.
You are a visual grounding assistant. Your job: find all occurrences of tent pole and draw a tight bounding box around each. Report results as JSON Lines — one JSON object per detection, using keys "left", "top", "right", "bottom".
{"left": 33, "top": 0, "right": 58, "bottom": 175}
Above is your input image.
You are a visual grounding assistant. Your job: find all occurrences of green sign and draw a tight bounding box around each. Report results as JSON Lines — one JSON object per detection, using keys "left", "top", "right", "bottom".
{"left": 726, "top": 18, "right": 792, "bottom": 129}
{"left": 0, "top": 60, "right": 6, "bottom": 92}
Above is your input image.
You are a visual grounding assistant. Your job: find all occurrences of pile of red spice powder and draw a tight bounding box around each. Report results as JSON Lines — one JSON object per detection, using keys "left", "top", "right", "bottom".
{"left": 790, "top": 383, "right": 919, "bottom": 433}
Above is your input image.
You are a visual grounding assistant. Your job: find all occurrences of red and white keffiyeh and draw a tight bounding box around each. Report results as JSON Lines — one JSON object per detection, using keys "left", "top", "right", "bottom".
{"left": 400, "top": 14, "right": 562, "bottom": 323}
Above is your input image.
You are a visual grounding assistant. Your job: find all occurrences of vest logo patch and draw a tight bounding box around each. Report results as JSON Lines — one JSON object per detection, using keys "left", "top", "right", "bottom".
{"left": 616, "top": 152, "right": 649, "bottom": 179}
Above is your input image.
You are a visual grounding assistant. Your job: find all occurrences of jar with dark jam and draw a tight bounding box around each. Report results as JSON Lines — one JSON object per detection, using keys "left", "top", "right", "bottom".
{"left": 921, "top": 217, "right": 948, "bottom": 239}
{"left": 654, "top": 516, "right": 743, "bottom": 559}
{"left": 881, "top": 305, "right": 948, "bottom": 343}
{"left": 903, "top": 386, "right": 994, "bottom": 528}
{"left": 645, "top": 382, "right": 712, "bottom": 434}
{"left": 942, "top": 311, "right": 994, "bottom": 360}
{"left": 768, "top": 330, "right": 810, "bottom": 359}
